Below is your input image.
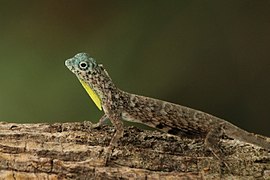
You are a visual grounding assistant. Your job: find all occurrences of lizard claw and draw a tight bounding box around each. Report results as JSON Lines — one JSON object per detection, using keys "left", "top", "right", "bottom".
{"left": 103, "top": 146, "right": 113, "bottom": 165}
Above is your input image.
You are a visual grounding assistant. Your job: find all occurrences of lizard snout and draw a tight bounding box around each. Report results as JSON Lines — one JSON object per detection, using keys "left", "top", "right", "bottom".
{"left": 65, "top": 59, "right": 73, "bottom": 70}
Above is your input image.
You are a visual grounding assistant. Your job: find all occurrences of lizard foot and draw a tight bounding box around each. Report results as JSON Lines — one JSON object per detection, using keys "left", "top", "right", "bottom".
{"left": 205, "top": 123, "right": 231, "bottom": 173}
{"left": 103, "top": 145, "right": 114, "bottom": 166}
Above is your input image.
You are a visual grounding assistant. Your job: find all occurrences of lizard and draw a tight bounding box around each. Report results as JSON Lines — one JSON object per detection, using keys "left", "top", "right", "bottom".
{"left": 65, "top": 52, "right": 270, "bottom": 164}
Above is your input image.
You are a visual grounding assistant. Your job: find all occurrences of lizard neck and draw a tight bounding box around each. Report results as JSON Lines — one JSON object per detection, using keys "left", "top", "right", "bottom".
{"left": 85, "top": 66, "right": 122, "bottom": 110}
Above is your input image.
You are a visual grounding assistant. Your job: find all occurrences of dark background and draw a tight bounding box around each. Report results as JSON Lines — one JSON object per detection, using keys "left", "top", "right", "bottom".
{"left": 0, "top": 1, "right": 269, "bottom": 136}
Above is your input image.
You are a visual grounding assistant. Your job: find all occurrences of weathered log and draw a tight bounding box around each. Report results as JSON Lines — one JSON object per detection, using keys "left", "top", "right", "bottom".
{"left": 0, "top": 121, "right": 269, "bottom": 179}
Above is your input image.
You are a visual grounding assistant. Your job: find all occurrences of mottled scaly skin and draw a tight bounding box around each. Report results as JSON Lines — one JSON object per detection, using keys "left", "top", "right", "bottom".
{"left": 65, "top": 53, "right": 270, "bottom": 158}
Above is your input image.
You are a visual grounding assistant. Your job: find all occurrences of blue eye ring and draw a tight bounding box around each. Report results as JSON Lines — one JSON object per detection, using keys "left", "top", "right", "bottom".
{"left": 79, "top": 61, "right": 89, "bottom": 70}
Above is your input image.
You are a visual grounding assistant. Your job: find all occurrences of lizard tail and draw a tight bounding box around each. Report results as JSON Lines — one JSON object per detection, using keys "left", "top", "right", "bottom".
{"left": 223, "top": 122, "right": 270, "bottom": 150}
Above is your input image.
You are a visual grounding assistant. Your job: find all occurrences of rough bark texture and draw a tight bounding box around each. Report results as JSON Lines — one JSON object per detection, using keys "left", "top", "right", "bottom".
{"left": 0, "top": 121, "right": 269, "bottom": 180}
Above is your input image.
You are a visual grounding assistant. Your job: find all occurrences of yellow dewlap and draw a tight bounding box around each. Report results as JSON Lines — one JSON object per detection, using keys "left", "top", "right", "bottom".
{"left": 78, "top": 79, "right": 102, "bottom": 111}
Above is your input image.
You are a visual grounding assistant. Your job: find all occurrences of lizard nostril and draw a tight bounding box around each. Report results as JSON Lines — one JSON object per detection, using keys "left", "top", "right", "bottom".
{"left": 65, "top": 59, "right": 73, "bottom": 69}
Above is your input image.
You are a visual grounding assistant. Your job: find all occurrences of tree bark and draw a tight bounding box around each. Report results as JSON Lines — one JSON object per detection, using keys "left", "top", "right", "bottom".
{"left": 0, "top": 121, "right": 269, "bottom": 180}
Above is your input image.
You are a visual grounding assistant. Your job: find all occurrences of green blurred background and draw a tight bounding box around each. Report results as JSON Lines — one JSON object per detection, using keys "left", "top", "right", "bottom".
{"left": 0, "top": 1, "right": 269, "bottom": 136}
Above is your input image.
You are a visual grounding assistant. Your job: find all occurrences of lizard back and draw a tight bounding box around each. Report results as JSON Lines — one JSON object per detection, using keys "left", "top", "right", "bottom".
{"left": 119, "top": 91, "right": 220, "bottom": 138}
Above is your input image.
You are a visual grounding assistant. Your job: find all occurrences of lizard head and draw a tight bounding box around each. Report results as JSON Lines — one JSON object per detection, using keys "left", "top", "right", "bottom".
{"left": 65, "top": 52, "right": 116, "bottom": 111}
{"left": 65, "top": 52, "right": 98, "bottom": 78}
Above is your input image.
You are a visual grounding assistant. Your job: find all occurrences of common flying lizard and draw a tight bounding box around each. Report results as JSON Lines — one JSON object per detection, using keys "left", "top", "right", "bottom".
{"left": 65, "top": 52, "right": 270, "bottom": 163}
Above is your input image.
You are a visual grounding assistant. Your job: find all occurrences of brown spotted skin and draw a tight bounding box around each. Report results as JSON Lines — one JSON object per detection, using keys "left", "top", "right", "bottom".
{"left": 65, "top": 53, "right": 270, "bottom": 156}
{"left": 120, "top": 91, "right": 218, "bottom": 138}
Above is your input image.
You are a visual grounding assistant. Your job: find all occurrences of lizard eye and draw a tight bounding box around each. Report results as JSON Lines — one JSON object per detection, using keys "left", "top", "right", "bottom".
{"left": 79, "top": 61, "right": 89, "bottom": 70}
